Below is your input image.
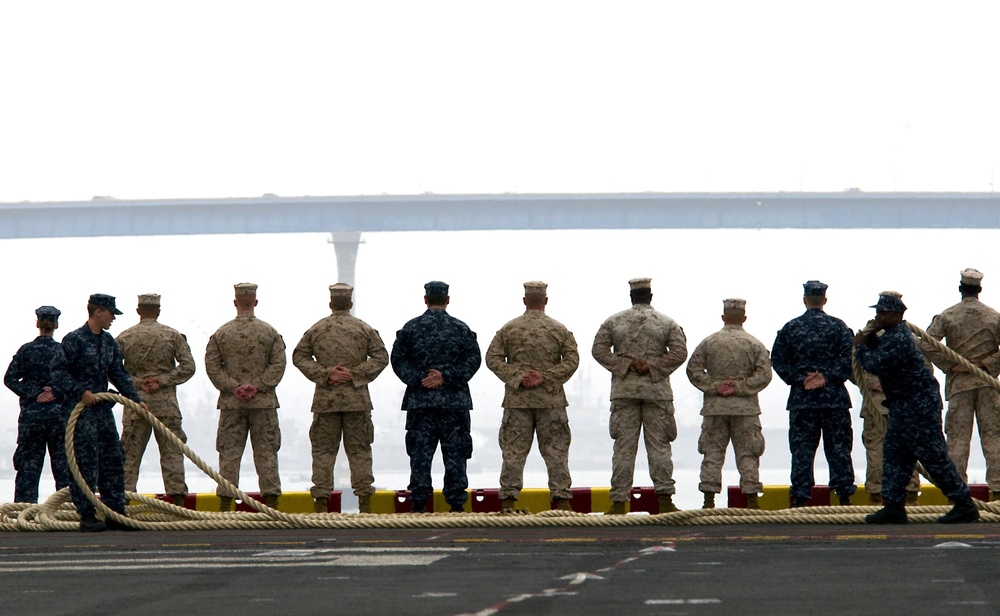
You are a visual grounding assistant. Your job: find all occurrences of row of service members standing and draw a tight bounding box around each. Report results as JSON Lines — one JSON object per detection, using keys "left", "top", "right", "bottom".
{"left": 4, "top": 270, "right": 998, "bottom": 527}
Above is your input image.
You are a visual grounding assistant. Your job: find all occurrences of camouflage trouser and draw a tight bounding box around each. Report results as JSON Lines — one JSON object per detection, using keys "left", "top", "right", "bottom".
{"left": 944, "top": 387, "right": 1000, "bottom": 490}
{"left": 405, "top": 409, "right": 472, "bottom": 507}
{"left": 860, "top": 408, "right": 919, "bottom": 495}
{"left": 697, "top": 415, "right": 765, "bottom": 494}
{"left": 216, "top": 408, "right": 281, "bottom": 498}
{"left": 608, "top": 399, "right": 676, "bottom": 502}
{"left": 13, "top": 417, "right": 71, "bottom": 503}
{"left": 498, "top": 407, "right": 572, "bottom": 501}
{"left": 788, "top": 408, "right": 855, "bottom": 500}
{"left": 884, "top": 404, "right": 968, "bottom": 504}
{"left": 69, "top": 404, "right": 127, "bottom": 517}
{"left": 309, "top": 411, "right": 375, "bottom": 499}
{"left": 121, "top": 402, "right": 188, "bottom": 496}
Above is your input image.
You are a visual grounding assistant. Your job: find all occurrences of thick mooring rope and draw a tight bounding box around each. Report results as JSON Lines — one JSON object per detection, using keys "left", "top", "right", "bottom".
{"left": 3, "top": 359, "right": 1000, "bottom": 532}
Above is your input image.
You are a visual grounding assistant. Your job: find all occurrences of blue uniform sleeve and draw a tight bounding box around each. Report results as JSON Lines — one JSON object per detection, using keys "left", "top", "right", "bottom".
{"left": 770, "top": 327, "right": 801, "bottom": 386}
{"left": 50, "top": 337, "right": 87, "bottom": 404}
{"left": 391, "top": 326, "right": 425, "bottom": 386}
{"left": 4, "top": 348, "right": 38, "bottom": 400}
{"left": 439, "top": 330, "right": 481, "bottom": 386}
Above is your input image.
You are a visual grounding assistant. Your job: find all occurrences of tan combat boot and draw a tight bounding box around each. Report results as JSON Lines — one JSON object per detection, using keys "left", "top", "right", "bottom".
{"left": 219, "top": 496, "right": 233, "bottom": 512}
{"left": 264, "top": 494, "right": 279, "bottom": 509}
{"left": 991, "top": 491, "right": 1000, "bottom": 503}
{"left": 552, "top": 498, "right": 572, "bottom": 512}
{"left": 702, "top": 492, "right": 715, "bottom": 509}
{"left": 906, "top": 492, "right": 919, "bottom": 507}
{"left": 169, "top": 494, "right": 186, "bottom": 508}
{"left": 605, "top": 501, "right": 626, "bottom": 516}
{"left": 358, "top": 494, "right": 371, "bottom": 514}
{"left": 659, "top": 494, "right": 679, "bottom": 513}
{"left": 314, "top": 497, "right": 329, "bottom": 513}
{"left": 869, "top": 493, "right": 883, "bottom": 506}
{"left": 501, "top": 498, "right": 517, "bottom": 513}
{"left": 746, "top": 493, "right": 760, "bottom": 510}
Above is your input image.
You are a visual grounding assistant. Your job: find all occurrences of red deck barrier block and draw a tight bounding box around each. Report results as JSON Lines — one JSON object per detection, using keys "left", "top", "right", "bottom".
{"left": 567, "top": 487, "right": 592, "bottom": 512}
{"left": 470, "top": 488, "right": 502, "bottom": 513}
{"left": 628, "top": 486, "right": 659, "bottom": 514}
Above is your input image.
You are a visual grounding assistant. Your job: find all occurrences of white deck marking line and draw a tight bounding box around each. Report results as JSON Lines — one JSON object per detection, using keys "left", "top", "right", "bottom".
{"left": 458, "top": 542, "right": 676, "bottom": 616}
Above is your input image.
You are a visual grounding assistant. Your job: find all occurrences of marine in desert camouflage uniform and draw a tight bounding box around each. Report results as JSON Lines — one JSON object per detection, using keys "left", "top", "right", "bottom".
{"left": 205, "top": 283, "right": 286, "bottom": 511}
{"left": 592, "top": 277, "right": 687, "bottom": 515}
{"left": 486, "top": 281, "right": 579, "bottom": 512}
{"left": 292, "top": 283, "right": 388, "bottom": 514}
{"left": 686, "top": 298, "right": 772, "bottom": 510}
{"left": 921, "top": 268, "right": 1000, "bottom": 501}
{"left": 116, "top": 293, "right": 196, "bottom": 506}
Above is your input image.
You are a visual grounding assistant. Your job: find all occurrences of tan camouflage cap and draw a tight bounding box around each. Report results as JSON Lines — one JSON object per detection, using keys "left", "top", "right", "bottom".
{"left": 628, "top": 278, "right": 652, "bottom": 291}
{"left": 723, "top": 298, "right": 746, "bottom": 310}
{"left": 329, "top": 283, "right": 353, "bottom": 298}
{"left": 234, "top": 282, "right": 258, "bottom": 296}
{"left": 523, "top": 281, "right": 547, "bottom": 296}
{"left": 961, "top": 268, "right": 984, "bottom": 286}
{"left": 138, "top": 293, "right": 161, "bottom": 306}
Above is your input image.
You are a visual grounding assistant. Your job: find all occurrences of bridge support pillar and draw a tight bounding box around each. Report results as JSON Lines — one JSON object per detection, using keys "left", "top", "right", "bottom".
{"left": 328, "top": 232, "right": 363, "bottom": 308}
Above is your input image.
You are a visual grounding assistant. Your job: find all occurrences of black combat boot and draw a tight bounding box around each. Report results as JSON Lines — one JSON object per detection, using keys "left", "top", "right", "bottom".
{"left": 938, "top": 497, "right": 979, "bottom": 524}
{"left": 865, "top": 502, "right": 907, "bottom": 524}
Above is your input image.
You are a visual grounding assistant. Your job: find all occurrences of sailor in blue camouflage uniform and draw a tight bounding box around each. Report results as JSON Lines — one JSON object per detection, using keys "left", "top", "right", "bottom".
{"left": 4, "top": 306, "right": 71, "bottom": 503}
{"left": 391, "top": 281, "right": 481, "bottom": 513}
{"left": 772, "top": 280, "right": 856, "bottom": 506}
{"left": 50, "top": 294, "right": 146, "bottom": 532}
{"left": 854, "top": 292, "right": 979, "bottom": 524}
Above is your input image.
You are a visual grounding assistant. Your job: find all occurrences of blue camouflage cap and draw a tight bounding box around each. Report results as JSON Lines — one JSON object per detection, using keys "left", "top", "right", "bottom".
{"left": 803, "top": 280, "right": 828, "bottom": 297}
{"left": 424, "top": 280, "right": 449, "bottom": 297}
{"left": 35, "top": 305, "right": 60, "bottom": 321}
{"left": 88, "top": 293, "right": 123, "bottom": 315}
{"left": 871, "top": 291, "right": 906, "bottom": 313}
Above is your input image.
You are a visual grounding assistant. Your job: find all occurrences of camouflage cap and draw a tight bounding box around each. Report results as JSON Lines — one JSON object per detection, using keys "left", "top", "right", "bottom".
{"left": 234, "top": 282, "right": 258, "bottom": 296}
{"left": 803, "top": 280, "right": 828, "bottom": 297}
{"left": 89, "top": 293, "right": 123, "bottom": 315}
{"left": 523, "top": 280, "right": 547, "bottom": 296}
{"left": 628, "top": 278, "right": 652, "bottom": 291}
{"left": 424, "top": 280, "right": 449, "bottom": 297}
{"left": 961, "top": 268, "right": 984, "bottom": 286}
{"left": 138, "top": 293, "right": 161, "bottom": 306}
{"left": 723, "top": 298, "right": 746, "bottom": 311}
{"left": 35, "top": 305, "right": 60, "bottom": 321}
{"left": 329, "top": 283, "right": 353, "bottom": 298}
{"left": 871, "top": 290, "right": 906, "bottom": 313}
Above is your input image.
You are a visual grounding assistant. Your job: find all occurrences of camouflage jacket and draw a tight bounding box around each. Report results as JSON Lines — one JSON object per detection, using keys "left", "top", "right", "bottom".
{"left": 485, "top": 309, "right": 579, "bottom": 409}
{"left": 50, "top": 323, "right": 141, "bottom": 412}
{"left": 686, "top": 324, "right": 772, "bottom": 416}
{"left": 205, "top": 315, "right": 286, "bottom": 410}
{"left": 923, "top": 297, "right": 1000, "bottom": 399}
{"left": 116, "top": 318, "right": 196, "bottom": 404}
{"left": 4, "top": 336, "right": 66, "bottom": 421}
{"left": 391, "top": 309, "right": 481, "bottom": 411}
{"left": 292, "top": 310, "right": 389, "bottom": 413}
{"left": 591, "top": 304, "right": 687, "bottom": 401}
{"left": 855, "top": 321, "right": 943, "bottom": 414}
{"left": 771, "top": 308, "right": 853, "bottom": 411}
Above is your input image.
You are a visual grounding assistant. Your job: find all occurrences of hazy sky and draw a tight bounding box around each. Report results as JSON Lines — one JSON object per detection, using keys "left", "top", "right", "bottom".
{"left": 2, "top": 1, "right": 998, "bottom": 202}
{"left": 1, "top": 3, "right": 998, "bottom": 509}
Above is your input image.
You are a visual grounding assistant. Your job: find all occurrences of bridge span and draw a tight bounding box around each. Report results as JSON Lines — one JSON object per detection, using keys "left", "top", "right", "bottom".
{"left": 3, "top": 191, "right": 997, "bottom": 284}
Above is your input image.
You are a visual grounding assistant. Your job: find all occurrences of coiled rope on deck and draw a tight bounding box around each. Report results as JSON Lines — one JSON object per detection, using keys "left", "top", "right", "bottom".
{"left": 3, "top": 354, "right": 1000, "bottom": 531}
